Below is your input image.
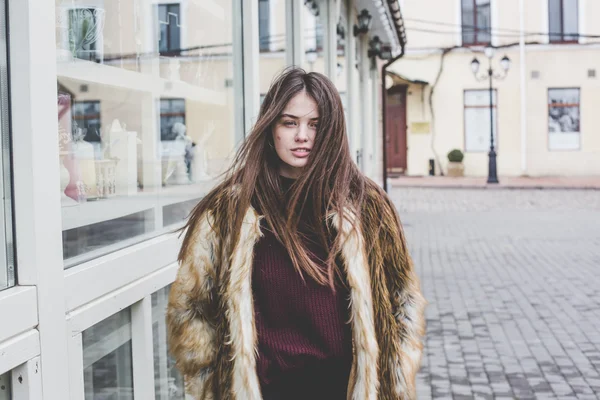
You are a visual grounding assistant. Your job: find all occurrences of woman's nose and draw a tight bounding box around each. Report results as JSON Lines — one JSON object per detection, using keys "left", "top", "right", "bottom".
{"left": 295, "top": 125, "right": 309, "bottom": 142}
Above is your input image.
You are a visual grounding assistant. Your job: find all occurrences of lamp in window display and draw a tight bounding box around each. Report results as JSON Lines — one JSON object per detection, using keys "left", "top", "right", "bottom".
{"left": 162, "top": 122, "right": 192, "bottom": 186}
{"left": 469, "top": 46, "right": 510, "bottom": 184}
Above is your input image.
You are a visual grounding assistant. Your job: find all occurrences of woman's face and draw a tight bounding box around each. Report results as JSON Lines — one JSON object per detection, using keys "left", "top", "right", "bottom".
{"left": 272, "top": 91, "right": 319, "bottom": 179}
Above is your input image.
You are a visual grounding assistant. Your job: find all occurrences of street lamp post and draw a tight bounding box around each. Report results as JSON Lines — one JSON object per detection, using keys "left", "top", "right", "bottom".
{"left": 470, "top": 47, "right": 511, "bottom": 184}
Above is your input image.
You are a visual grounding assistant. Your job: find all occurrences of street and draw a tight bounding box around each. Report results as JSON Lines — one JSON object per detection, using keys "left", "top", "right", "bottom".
{"left": 390, "top": 187, "right": 600, "bottom": 399}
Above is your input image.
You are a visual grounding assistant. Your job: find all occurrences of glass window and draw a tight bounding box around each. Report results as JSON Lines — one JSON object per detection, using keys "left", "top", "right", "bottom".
{"left": 258, "top": 0, "right": 288, "bottom": 96}
{"left": 0, "top": 371, "right": 10, "bottom": 400}
{"left": 55, "top": 0, "right": 241, "bottom": 266}
{"left": 464, "top": 89, "right": 497, "bottom": 152}
{"left": 549, "top": 0, "right": 579, "bottom": 42}
{"left": 335, "top": 17, "right": 347, "bottom": 92}
{"left": 461, "top": 0, "right": 491, "bottom": 45}
{"left": 548, "top": 88, "right": 580, "bottom": 150}
{"left": 152, "top": 285, "right": 184, "bottom": 400}
{"left": 83, "top": 309, "right": 134, "bottom": 399}
{"left": 0, "top": 0, "right": 14, "bottom": 291}
{"left": 302, "top": 1, "right": 325, "bottom": 74}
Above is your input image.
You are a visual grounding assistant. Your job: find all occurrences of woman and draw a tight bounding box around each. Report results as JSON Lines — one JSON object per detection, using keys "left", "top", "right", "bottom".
{"left": 167, "top": 67, "right": 426, "bottom": 400}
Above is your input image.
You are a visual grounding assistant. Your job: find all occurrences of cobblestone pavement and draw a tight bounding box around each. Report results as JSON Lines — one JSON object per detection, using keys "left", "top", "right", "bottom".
{"left": 389, "top": 188, "right": 600, "bottom": 400}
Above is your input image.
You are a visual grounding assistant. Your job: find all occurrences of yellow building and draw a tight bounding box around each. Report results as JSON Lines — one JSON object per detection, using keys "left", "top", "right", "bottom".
{"left": 386, "top": 0, "right": 600, "bottom": 178}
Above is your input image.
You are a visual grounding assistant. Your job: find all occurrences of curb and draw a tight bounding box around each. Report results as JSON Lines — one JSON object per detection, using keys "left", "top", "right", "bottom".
{"left": 388, "top": 184, "right": 600, "bottom": 191}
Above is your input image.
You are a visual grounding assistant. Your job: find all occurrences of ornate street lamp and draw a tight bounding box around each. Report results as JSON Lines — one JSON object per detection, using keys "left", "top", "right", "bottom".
{"left": 353, "top": 9, "right": 372, "bottom": 36}
{"left": 470, "top": 46, "right": 510, "bottom": 184}
{"left": 368, "top": 35, "right": 382, "bottom": 58}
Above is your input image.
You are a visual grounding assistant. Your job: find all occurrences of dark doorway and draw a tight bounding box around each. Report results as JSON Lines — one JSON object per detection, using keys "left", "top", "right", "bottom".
{"left": 386, "top": 85, "right": 408, "bottom": 176}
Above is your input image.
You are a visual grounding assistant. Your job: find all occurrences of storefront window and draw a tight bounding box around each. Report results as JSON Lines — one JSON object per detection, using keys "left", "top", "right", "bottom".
{"left": 0, "top": 0, "right": 14, "bottom": 291}
{"left": 0, "top": 371, "right": 10, "bottom": 400}
{"left": 83, "top": 309, "right": 134, "bottom": 399}
{"left": 152, "top": 285, "right": 184, "bottom": 400}
{"left": 258, "top": 0, "right": 288, "bottom": 97}
{"left": 302, "top": 1, "right": 325, "bottom": 75}
{"left": 55, "top": 0, "right": 242, "bottom": 266}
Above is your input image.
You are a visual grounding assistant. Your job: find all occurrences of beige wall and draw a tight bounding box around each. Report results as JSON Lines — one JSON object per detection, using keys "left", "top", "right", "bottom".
{"left": 389, "top": 0, "right": 600, "bottom": 177}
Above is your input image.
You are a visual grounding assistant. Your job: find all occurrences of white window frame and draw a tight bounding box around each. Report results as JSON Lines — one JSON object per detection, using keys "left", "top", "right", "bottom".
{"left": 6, "top": 0, "right": 248, "bottom": 398}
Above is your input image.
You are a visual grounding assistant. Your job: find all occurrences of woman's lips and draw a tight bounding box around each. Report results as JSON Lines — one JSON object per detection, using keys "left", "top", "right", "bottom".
{"left": 291, "top": 148, "right": 311, "bottom": 158}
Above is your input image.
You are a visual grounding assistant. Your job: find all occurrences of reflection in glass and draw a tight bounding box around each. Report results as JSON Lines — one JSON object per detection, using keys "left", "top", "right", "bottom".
{"left": 0, "top": 371, "right": 10, "bottom": 400}
{"left": 258, "top": 0, "right": 288, "bottom": 97}
{"left": 55, "top": 0, "right": 240, "bottom": 265}
{"left": 0, "top": 0, "right": 14, "bottom": 292}
{"left": 83, "top": 309, "right": 134, "bottom": 400}
{"left": 153, "top": 286, "right": 185, "bottom": 400}
{"left": 302, "top": 2, "right": 325, "bottom": 74}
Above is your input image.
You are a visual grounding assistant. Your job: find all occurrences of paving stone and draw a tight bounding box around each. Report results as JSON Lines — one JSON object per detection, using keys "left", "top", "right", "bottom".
{"left": 391, "top": 188, "right": 600, "bottom": 399}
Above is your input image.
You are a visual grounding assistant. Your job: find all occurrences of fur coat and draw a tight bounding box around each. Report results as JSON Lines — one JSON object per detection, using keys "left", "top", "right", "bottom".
{"left": 167, "top": 204, "right": 426, "bottom": 400}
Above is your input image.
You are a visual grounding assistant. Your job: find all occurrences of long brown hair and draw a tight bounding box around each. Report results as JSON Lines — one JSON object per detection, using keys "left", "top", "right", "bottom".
{"left": 179, "top": 67, "right": 378, "bottom": 287}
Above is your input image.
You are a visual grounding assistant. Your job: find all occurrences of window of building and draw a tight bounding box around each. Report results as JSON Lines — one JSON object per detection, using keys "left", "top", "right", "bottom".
{"left": 152, "top": 285, "right": 184, "bottom": 399}
{"left": 158, "top": 4, "right": 181, "bottom": 55}
{"left": 464, "top": 89, "right": 497, "bottom": 152}
{"left": 548, "top": 88, "right": 580, "bottom": 150}
{"left": 83, "top": 309, "right": 134, "bottom": 399}
{"left": 549, "top": 0, "right": 579, "bottom": 43}
{"left": 461, "top": 0, "right": 491, "bottom": 45}
{"left": 160, "top": 99, "right": 186, "bottom": 141}
{"left": 259, "top": 0, "right": 270, "bottom": 52}
{"left": 0, "top": 0, "right": 14, "bottom": 291}
{"left": 72, "top": 101, "right": 101, "bottom": 142}
{"left": 56, "top": 0, "right": 242, "bottom": 266}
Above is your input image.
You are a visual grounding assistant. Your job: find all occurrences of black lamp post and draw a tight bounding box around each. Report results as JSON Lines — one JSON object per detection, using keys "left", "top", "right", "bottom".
{"left": 470, "top": 46, "right": 510, "bottom": 184}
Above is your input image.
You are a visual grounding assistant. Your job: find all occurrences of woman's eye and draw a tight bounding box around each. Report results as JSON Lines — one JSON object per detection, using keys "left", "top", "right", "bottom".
{"left": 309, "top": 123, "right": 319, "bottom": 129}
{"left": 283, "top": 121, "right": 296, "bottom": 127}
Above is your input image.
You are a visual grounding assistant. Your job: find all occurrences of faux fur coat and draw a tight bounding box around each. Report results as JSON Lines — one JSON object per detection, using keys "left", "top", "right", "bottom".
{"left": 167, "top": 204, "right": 426, "bottom": 400}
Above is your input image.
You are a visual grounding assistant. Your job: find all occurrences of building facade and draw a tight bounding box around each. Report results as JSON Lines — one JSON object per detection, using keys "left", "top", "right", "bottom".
{"left": 0, "top": 0, "right": 404, "bottom": 398}
{"left": 386, "top": 0, "right": 600, "bottom": 177}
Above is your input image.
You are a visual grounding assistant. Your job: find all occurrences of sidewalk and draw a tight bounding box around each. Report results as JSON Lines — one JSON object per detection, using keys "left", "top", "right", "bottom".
{"left": 388, "top": 175, "right": 600, "bottom": 190}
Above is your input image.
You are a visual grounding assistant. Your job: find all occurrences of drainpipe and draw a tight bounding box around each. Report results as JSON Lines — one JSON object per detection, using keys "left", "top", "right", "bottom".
{"left": 381, "top": 46, "right": 405, "bottom": 193}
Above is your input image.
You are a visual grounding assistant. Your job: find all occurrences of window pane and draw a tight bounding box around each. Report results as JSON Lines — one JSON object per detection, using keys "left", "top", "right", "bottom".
{"left": 475, "top": 0, "right": 491, "bottom": 43}
{"left": 549, "top": 0, "right": 563, "bottom": 41}
{"left": 152, "top": 285, "right": 185, "bottom": 400}
{"left": 0, "top": 0, "right": 13, "bottom": 291}
{"left": 464, "top": 90, "right": 497, "bottom": 152}
{"left": 461, "top": 0, "right": 476, "bottom": 44}
{"left": 0, "top": 371, "right": 10, "bottom": 400}
{"left": 83, "top": 309, "right": 134, "bottom": 399}
{"left": 259, "top": 0, "right": 270, "bottom": 52}
{"left": 563, "top": 0, "right": 579, "bottom": 41}
{"left": 56, "top": 0, "right": 241, "bottom": 266}
{"left": 259, "top": 1, "right": 288, "bottom": 98}
{"left": 302, "top": 2, "right": 325, "bottom": 74}
{"left": 548, "top": 88, "right": 580, "bottom": 150}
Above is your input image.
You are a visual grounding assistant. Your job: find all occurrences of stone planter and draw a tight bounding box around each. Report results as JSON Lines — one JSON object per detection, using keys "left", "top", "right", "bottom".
{"left": 447, "top": 161, "right": 464, "bottom": 177}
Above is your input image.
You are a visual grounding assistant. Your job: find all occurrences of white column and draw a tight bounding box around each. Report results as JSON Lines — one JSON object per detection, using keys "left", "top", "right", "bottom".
{"left": 370, "top": 65, "right": 380, "bottom": 183}
{"left": 288, "top": 0, "right": 304, "bottom": 66}
{"left": 131, "top": 297, "right": 156, "bottom": 399}
{"left": 11, "top": 357, "right": 43, "bottom": 400}
{"left": 243, "top": 0, "right": 260, "bottom": 132}
{"left": 359, "top": 35, "right": 371, "bottom": 173}
{"left": 519, "top": 0, "right": 528, "bottom": 175}
{"left": 324, "top": 0, "right": 338, "bottom": 80}
{"left": 233, "top": 0, "right": 247, "bottom": 142}
{"left": 346, "top": 5, "right": 358, "bottom": 161}
{"left": 8, "top": 0, "right": 70, "bottom": 397}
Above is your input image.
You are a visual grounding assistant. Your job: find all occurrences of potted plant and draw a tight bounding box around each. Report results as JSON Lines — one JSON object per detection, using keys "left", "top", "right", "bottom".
{"left": 447, "top": 149, "right": 464, "bottom": 177}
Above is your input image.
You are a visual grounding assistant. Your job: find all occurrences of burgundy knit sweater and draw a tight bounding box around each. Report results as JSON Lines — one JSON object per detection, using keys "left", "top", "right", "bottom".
{"left": 251, "top": 177, "right": 353, "bottom": 400}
